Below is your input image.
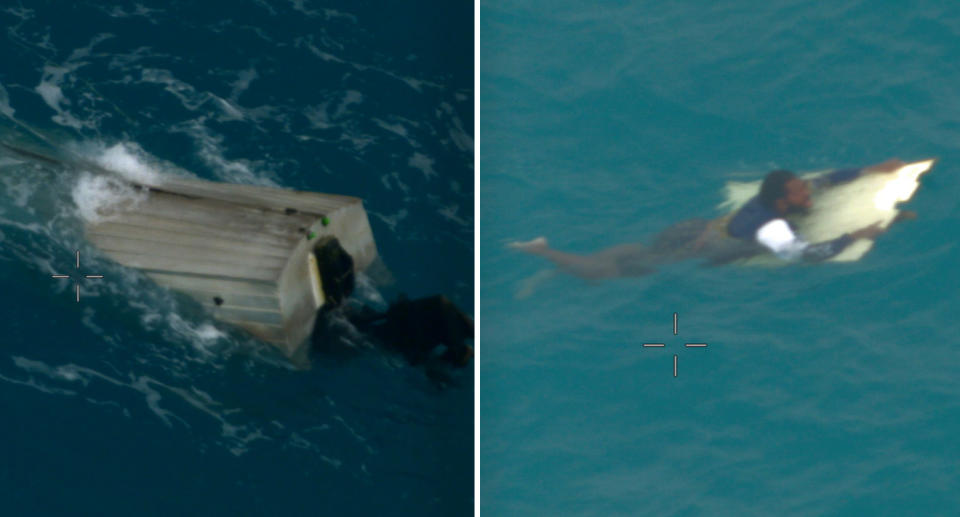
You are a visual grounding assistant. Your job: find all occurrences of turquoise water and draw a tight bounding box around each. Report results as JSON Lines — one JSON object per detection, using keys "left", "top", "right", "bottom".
{"left": 481, "top": 1, "right": 960, "bottom": 515}
{"left": 0, "top": 1, "right": 472, "bottom": 515}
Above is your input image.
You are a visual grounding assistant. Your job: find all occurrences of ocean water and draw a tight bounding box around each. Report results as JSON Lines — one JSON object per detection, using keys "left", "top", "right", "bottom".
{"left": 481, "top": 1, "right": 960, "bottom": 516}
{"left": 0, "top": 1, "right": 473, "bottom": 516}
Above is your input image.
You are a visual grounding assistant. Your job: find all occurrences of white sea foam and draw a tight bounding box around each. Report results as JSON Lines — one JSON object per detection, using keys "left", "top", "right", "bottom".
{"left": 354, "top": 273, "right": 387, "bottom": 310}
{"left": 101, "top": 4, "right": 162, "bottom": 19}
{"left": 91, "top": 142, "right": 163, "bottom": 185}
{"left": 253, "top": 0, "right": 277, "bottom": 15}
{"left": 3, "top": 6, "right": 34, "bottom": 20}
{"left": 371, "top": 208, "right": 408, "bottom": 233}
{"left": 214, "top": 96, "right": 245, "bottom": 121}
{"left": 322, "top": 8, "right": 356, "bottom": 22}
{"left": 373, "top": 117, "right": 425, "bottom": 153}
{"left": 373, "top": 119, "right": 410, "bottom": 138}
{"left": 0, "top": 82, "right": 14, "bottom": 118}
{"left": 439, "top": 102, "right": 473, "bottom": 152}
{"left": 174, "top": 119, "right": 278, "bottom": 185}
{"left": 167, "top": 313, "right": 227, "bottom": 356}
{"left": 5, "top": 354, "right": 280, "bottom": 456}
{"left": 140, "top": 68, "right": 207, "bottom": 110}
{"left": 33, "top": 35, "right": 113, "bottom": 129}
{"left": 195, "top": 323, "right": 226, "bottom": 341}
{"left": 35, "top": 68, "right": 67, "bottom": 109}
{"left": 229, "top": 67, "right": 258, "bottom": 102}
{"left": 333, "top": 90, "right": 363, "bottom": 118}
{"left": 36, "top": 65, "right": 88, "bottom": 129}
{"left": 304, "top": 103, "right": 333, "bottom": 129}
{"left": 140, "top": 68, "right": 251, "bottom": 122}
{"left": 437, "top": 204, "right": 470, "bottom": 227}
{"left": 72, "top": 172, "right": 148, "bottom": 224}
{"left": 290, "top": 0, "right": 320, "bottom": 16}
{"left": 298, "top": 35, "right": 439, "bottom": 92}
{"left": 409, "top": 152, "right": 437, "bottom": 179}
{"left": 1, "top": 171, "right": 38, "bottom": 208}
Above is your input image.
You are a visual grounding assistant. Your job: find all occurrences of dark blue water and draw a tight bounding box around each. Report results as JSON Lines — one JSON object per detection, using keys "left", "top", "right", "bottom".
{"left": 0, "top": 1, "right": 472, "bottom": 515}
{"left": 482, "top": 1, "right": 960, "bottom": 516}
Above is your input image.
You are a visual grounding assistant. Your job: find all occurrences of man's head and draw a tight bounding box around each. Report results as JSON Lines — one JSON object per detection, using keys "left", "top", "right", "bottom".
{"left": 759, "top": 169, "right": 812, "bottom": 215}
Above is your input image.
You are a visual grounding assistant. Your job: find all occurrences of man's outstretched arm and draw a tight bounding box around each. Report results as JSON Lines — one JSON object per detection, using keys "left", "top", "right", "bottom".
{"left": 755, "top": 219, "right": 883, "bottom": 262}
{"left": 798, "top": 234, "right": 855, "bottom": 262}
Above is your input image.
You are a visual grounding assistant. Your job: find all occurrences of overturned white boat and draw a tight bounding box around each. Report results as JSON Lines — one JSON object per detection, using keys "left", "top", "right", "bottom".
{"left": 0, "top": 138, "right": 380, "bottom": 365}
{"left": 84, "top": 173, "right": 378, "bottom": 366}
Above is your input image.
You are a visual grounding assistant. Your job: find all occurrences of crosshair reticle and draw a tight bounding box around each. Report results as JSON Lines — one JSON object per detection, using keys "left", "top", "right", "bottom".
{"left": 642, "top": 312, "right": 708, "bottom": 377}
{"left": 51, "top": 250, "right": 104, "bottom": 302}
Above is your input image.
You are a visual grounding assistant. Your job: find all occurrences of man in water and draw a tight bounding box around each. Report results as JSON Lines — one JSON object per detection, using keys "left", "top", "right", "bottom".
{"left": 313, "top": 294, "right": 475, "bottom": 368}
{"left": 309, "top": 237, "right": 473, "bottom": 369}
{"left": 510, "top": 159, "right": 914, "bottom": 279}
{"left": 349, "top": 295, "right": 474, "bottom": 367}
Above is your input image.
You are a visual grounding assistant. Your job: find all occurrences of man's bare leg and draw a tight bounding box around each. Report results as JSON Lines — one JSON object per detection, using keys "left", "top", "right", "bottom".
{"left": 508, "top": 237, "right": 652, "bottom": 279}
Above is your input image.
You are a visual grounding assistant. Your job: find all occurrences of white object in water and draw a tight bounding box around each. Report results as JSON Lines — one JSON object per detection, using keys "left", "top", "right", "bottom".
{"left": 83, "top": 174, "right": 379, "bottom": 367}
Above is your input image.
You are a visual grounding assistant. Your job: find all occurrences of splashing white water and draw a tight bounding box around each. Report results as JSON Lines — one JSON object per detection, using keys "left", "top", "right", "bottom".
{"left": 67, "top": 142, "right": 171, "bottom": 222}
{"left": 80, "top": 142, "right": 164, "bottom": 185}
{"left": 96, "top": 143, "right": 161, "bottom": 184}
{"left": 72, "top": 172, "right": 148, "bottom": 224}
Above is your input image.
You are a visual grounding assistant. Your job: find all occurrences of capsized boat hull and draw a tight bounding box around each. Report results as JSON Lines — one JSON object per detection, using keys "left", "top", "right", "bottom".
{"left": 85, "top": 175, "right": 378, "bottom": 366}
